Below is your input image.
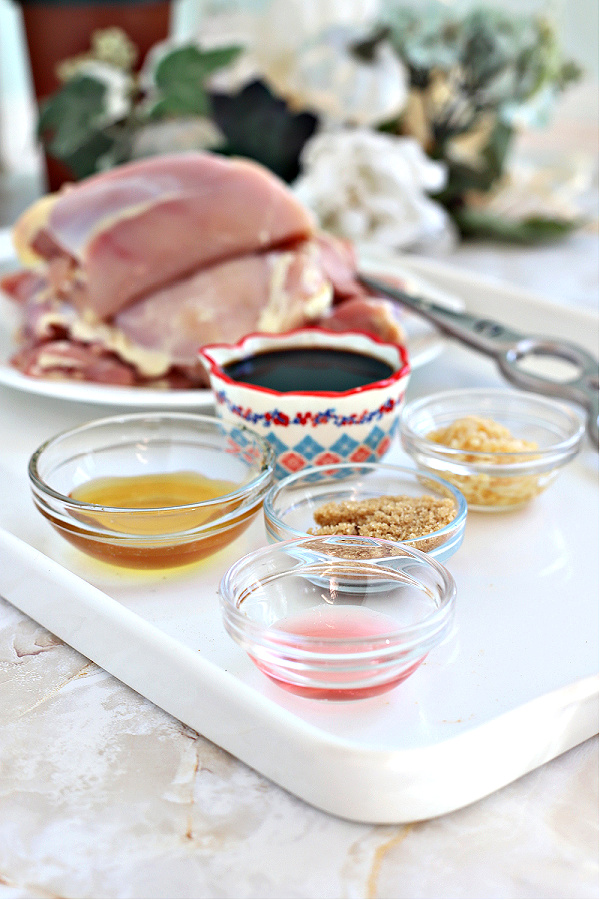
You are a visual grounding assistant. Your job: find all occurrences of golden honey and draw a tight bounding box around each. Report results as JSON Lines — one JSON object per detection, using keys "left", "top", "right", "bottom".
{"left": 45, "top": 470, "right": 256, "bottom": 569}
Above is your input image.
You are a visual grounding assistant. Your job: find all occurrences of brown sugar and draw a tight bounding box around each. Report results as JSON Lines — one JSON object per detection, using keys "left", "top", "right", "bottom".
{"left": 309, "top": 494, "right": 456, "bottom": 546}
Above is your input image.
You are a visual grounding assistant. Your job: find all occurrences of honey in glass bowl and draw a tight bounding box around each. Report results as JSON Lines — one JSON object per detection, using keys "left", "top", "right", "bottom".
{"left": 29, "top": 412, "right": 274, "bottom": 570}
{"left": 62, "top": 471, "right": 249, "bottom": 569}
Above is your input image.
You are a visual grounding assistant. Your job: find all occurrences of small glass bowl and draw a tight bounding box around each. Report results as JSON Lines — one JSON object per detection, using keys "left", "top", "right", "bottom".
{"left": 28, "top": 412, "right": 274, "bottom": 569}
{"left": 400, "top": 388, "right": 585, "bottom": 511}
{"left": 219, "top": 535, "right": 456, "bottom": 700}
{"left": 263, "top": 462, "right": 467, "bottom": 563}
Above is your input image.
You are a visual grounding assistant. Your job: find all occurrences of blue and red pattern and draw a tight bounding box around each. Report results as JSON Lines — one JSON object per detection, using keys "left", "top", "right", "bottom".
{"left": 215, "top": 391, "right": 404, "bottom": 427}
{"left": 263, "top": 421, "right": 400, "bottom": 479}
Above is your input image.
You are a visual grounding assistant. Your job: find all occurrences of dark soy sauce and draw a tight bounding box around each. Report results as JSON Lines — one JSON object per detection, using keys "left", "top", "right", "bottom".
{"left": 223, "top": 347, "right": 395, "bottom": 392}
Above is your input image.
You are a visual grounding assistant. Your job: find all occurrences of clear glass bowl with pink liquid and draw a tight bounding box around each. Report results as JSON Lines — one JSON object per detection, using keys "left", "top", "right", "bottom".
{"left": 219, "top": 535, "right": 456, "bottom": 701}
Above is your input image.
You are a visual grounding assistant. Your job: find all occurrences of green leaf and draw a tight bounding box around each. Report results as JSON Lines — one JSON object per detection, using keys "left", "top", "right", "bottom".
{"left": 151, "top": 45, "right": 242, "bottom": 119}
{"left": 434, "top": 160, "right": 497, "bottom": 207}
{"left": 188, "top": 45, "right": 244, "bottom": 76}
{"left": 481, "top": 118, "right": 513, "bottom": 182}
{"left": 148, "top": 93, "right": 211, "bottom": 119}
{"left": 453, "top": 207, "right": 584, "bottom": 244}
{"left": 210, "top": 80, "right": 318, "bottom": 183}
{"left": 49, "top": 131, "right": 117, "bottom": 180}
{"left": 432, "top": 116, "right": 515, "bottom": 207}
{"left": 37, "top": 76, "right": 110, "bottom": 157}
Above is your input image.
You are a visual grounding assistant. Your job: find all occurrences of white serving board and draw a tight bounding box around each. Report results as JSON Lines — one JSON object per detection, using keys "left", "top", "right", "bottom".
{"left": 0, "top": 259, "right": 597, "bottom": 824}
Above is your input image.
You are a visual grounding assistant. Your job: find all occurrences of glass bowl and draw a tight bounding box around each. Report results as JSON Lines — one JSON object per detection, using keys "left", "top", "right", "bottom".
{"left": 28, "top": 412, "right": 274, "bottom": 569}
{"left": 263, "top": 462, "right": 467, "bottom": 563}
{"left": 400, "top": 388, "right": 585, "bottom": 511}
{"left": 219, "top": 535, "right": 456, "bottom": 700}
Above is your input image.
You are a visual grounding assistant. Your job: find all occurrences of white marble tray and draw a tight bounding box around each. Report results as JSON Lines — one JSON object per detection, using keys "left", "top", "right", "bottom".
{"left": 0, "top": 259, "right": 597, "bottom": 825}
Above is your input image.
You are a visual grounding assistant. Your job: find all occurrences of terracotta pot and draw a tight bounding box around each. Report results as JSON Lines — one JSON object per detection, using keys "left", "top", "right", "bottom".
{"left": 18, "top": 0, "right": 171, "bottom": 190}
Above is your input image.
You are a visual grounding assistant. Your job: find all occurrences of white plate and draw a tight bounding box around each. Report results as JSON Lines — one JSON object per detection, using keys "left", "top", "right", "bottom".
{"left": 0, "top": 261, "right": 596, "bottom": 825}
{"left": 0, "top": 234, "right": 453, "bottom": 408}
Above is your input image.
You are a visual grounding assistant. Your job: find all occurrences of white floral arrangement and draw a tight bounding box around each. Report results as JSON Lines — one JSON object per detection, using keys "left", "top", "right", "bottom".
{"left": 36, "top": 0, "right": 585, "bottom": 248}
{"left": 293, "top": 129, "right": 453, "bottom": 250}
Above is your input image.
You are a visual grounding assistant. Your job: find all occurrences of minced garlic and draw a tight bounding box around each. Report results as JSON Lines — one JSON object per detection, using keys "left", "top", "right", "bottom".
{"left": 426, "top": 415, "right": 542, "bottom": 509}
{"left": 427, "top": 415, "right": 538, "bottom": 455}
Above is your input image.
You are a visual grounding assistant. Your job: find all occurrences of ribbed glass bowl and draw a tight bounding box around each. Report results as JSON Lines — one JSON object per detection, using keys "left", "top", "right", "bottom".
{"left": 400, "top": 388, "right": 584, "bottom": 512}
{"left": 263, "top": 462, "right": 467, "bottom": 563}
{"left": 400, "top": 388, "right": 585, "bottom": 511}
{"left": 28, "top": 412, "right": 274, "bottom": 569}
{"left": 219, "top": 534, "right": 456, "bottom": 700}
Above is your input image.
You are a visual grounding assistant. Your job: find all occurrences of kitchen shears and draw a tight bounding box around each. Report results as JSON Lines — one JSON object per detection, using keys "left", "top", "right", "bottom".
{"left": 359, "top": 274, "right": 599, "bottom": 448}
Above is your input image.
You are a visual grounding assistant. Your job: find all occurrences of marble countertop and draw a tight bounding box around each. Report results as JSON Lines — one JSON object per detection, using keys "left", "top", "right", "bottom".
{"left": 0, "top": 89, "right": 598, "bottom": 900}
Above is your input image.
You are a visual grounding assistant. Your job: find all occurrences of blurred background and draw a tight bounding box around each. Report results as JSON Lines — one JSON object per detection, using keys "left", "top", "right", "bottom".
{"left": 0, "top": 0, "right": 597, "bottom": 240}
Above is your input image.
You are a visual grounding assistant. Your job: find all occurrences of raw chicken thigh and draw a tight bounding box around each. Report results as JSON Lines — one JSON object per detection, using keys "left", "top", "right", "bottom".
{"left": 2, "top": 152, "right": 406, "bottom": 388}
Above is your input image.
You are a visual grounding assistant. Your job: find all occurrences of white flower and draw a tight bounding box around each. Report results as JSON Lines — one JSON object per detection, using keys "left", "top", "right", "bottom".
{"left": 292, "top": 129, "right": 454, "bottom": 251}
{"left": 198, "top": 3, "right": 408, "bottom": 127}
{"left": 201, "top": 0, "right": 383, "bottom": 94}
{"left": 285, "top": 25, "right": 408, "bottom": 127}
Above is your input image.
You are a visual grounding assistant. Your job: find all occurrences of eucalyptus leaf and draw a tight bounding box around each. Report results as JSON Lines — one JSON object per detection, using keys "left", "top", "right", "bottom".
{"left": 383, "top": 6, "right": 464, "bottom": 72}
{"left": 383, "top": 2, "right": 581, "bottom": 115}
{"left": 435, "top": 163, "right": 496, "bottom": 206}
{"left": 481, "top": 118, "right": 513, "bottom": 182}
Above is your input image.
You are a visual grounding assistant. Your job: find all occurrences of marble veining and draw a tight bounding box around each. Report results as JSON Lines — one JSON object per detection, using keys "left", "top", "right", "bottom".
{"left": 0, "top": 596, "right": 597, "bottom": 899}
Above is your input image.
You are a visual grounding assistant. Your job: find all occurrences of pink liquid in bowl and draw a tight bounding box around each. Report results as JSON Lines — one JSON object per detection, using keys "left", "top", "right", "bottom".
{"left": 250, "top": 605, "right": 426, "bottom": 700}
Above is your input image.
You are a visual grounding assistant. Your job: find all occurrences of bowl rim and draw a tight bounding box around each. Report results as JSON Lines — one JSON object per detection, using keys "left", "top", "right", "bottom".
{"left": 28, "top": 410, "right": 275, "bottom": 514}
{"left": 219, "top": 534, "right": 457, "bottom": 648}
{"left": 400, "top": 387, "right": 585, "bottom": 465}
{"left": 199, "top": 327, "right": 411, "bottom": 399}
{"left": 263, "top": 461, "right": 468, "bottom": 546}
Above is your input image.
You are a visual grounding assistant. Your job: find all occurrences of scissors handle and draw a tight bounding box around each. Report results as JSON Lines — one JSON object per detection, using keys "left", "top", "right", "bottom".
{"left": 360, "top": 273, "right": 599, "bottom": 446}
{"left": 497, "top": 338, "right": 599, "bottom": 446}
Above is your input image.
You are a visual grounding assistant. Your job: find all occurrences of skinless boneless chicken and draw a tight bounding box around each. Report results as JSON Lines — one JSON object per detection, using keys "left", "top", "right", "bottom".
{"left": 1, "top": 152, "right": 406, "bottom": 388}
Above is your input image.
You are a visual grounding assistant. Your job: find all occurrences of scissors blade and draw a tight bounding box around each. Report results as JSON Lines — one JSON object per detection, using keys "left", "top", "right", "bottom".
{"left": 360, "top": 272, "right": 599, "bottom": 448}
{"left": 359, "top": 273, "right": 525, "bottom": 355}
